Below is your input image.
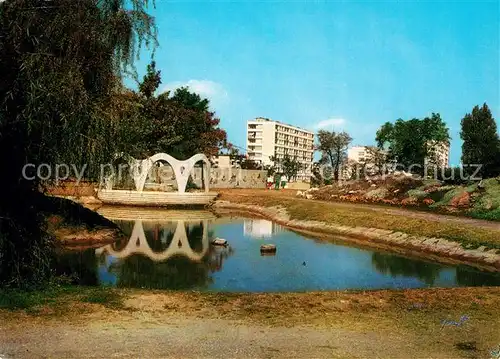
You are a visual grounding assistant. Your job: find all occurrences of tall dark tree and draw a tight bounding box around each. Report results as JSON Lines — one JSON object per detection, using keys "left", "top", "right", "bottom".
{"left": 139, "top": 61, "right": 162, "bottom": 99}
{"left": 460, "top": 103, "right": 500, "bottom": 178}
{"left": 0, "top": 0, "right": 156, "bottom": 287}
{"left": 316, "top": 130, "right": 352, "bottom": 181}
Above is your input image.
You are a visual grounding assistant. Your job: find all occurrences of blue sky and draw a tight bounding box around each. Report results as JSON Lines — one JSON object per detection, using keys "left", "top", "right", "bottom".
{"left": 128, "top": 0, "right": 499, "bottom": 165}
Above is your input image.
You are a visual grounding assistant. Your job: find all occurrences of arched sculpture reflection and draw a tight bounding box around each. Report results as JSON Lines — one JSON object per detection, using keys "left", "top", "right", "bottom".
{"left": 93, "top": 214, "right": 234, "bottom": 289}
{"left": 96, "top": 219, "right": 209, "bottom": 262}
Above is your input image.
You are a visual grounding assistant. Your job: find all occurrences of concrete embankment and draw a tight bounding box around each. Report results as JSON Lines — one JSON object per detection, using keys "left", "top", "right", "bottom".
{"left": 213, "top": 200, "right": 500, "bottom": 272}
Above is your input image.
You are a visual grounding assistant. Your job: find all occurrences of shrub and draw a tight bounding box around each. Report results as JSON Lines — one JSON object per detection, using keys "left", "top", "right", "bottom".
{"left": 430, "top": 187, "right": 465, "bottom": 208}
{"left": 365, "top": 188, "right": 389, "bottom": 199}
{"left": 472, "top": 178, "right": 500, "bottom": 211}
{"left": 401, "top": 197, "right": 418, "bottom": 206}
{"left": 469, "top": 207, "right": 500, "bottom": 221}
{"left": 407, "top": 189, "right": 428, "bottom": 200}
{"left": 436, "top": 167, "right": 470, "bottom": 185}
{"left": 422, "top": 198, "right": 435, "bottom": 205}
{"left": 450, "top": 191, "right": 471, "bottom": 208}
{"left": 385, "top": 176, "right": 423, "bottom": 194}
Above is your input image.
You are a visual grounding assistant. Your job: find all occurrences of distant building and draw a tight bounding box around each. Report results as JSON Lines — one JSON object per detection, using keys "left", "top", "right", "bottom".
{"left": 345, "top": 145, "right": 388, "bottom": 179}
{"left": 246, "top": 117, "right": 315, "bottom": 182}
{"left": 343, "top": 141, "right": 449, "bottom": 179}
{"left": 425, "top": 141, "right": 450, "bottom": 169}
{"left": 212, "top": 155, "right": 232, "bottom": 168}
{"left": 347, "top": 146, "right": 369, "bottom": 164}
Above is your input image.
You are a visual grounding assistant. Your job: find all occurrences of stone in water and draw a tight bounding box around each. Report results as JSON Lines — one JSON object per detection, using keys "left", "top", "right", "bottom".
{"left": 212, "top": 238, "right": 228, "bottom": 246}
{"left": 260, "top": 244, "right": 277, "bottom": 254}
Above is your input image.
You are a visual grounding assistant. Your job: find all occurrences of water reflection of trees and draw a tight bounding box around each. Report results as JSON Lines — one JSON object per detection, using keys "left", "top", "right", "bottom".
{"left": 53, "top": 249, "right": 99, "bottom": 285}
{"left": 455, "top": 266, "right": 500, "bottom": 286}
{"left": 371, "top": 252, "right": 443, "bottom": 285}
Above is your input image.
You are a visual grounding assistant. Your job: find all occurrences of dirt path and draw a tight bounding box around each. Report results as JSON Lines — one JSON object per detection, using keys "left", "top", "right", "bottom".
{"left": 0, "top": 313, "right": 478, "bottom": 359}
{"left": 0, "top": 316, "right": 390, "bottom": 359}
{"left": 219, "top": 189, "right": 500, "bottom": 230}
{"left": 1, "top": 288, "right": 499, "bottom": 359}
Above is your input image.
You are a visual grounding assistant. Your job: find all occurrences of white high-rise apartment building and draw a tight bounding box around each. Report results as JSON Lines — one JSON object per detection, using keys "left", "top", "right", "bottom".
{"left": 426, "top": 141, "right": 450, "bottom": 169}
{"left": 246, "top": 117, "right": 315, "bottom": 182}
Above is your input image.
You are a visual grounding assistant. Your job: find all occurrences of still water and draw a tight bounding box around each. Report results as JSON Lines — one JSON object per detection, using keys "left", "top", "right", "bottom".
{"left": 55, "top": 209, "right": 500, "bottom": 292}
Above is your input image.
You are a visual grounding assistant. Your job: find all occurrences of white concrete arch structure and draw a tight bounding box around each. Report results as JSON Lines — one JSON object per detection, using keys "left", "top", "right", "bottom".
{"left": 95, "top": 220, "right": 209, "bottom": 262}
{"left": 97, "top": 152, "right": 217, "bottom": 206}
{"left": 134, "top": 153, "right": 211, "bottom": 193}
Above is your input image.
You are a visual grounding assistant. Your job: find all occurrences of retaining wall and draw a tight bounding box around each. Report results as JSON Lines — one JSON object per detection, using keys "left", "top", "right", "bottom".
{"left": 147, "top": 167, "right": 266, "bottom": 189}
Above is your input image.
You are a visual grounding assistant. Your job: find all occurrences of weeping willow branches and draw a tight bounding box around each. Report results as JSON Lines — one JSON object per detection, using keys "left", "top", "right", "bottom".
{"left": 0, "top": 0, "right": 157, "bottom": 286}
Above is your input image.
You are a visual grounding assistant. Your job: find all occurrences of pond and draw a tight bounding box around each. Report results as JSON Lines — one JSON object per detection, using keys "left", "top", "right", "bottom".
{"left": 55, "top": 208, "right": 500, "bottom": 292}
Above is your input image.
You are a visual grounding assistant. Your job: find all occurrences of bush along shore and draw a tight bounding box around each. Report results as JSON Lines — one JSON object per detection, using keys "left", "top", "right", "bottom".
{"left": 213, "top": 194, "right": 500, "bottom": 272}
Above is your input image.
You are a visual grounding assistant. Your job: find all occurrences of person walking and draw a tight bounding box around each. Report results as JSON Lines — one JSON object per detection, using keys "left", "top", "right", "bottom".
{"left": 266, "top": 175, "right": 273, "bottom": 189}
{"left": 274, "top": 173, "right": 281, "bottom": 190}
{"left": 280, "top": 174, "right": 287, "bottom": 189}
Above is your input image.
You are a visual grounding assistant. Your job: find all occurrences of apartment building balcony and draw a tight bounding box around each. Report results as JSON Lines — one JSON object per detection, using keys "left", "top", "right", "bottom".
{"left": 274, "top": 143, "right": 314, "bottom": 153}
{"left": 275, "top": 128, "right": 313, "bottom": 140}
{"left": 247, "top": 132, "right": 262, "bottom": 139}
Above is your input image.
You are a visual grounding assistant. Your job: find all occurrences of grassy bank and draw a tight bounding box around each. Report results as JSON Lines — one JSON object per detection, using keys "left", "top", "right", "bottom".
{"left": 3, "top": 286, "right": 499, "bottom": 328}
{"left": 0, "top": 286, "right": 125, "bottom": 313}
{"left": 218, "top": 189, "right": 500, "bottom": 250}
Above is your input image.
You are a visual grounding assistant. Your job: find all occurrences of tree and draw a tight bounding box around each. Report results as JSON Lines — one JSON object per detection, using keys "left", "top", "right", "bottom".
{"left": 115, "top": 69, "right": 229, "bottom": 160}
{"left": 169, "top": 87, "right": 228, "bottom": 159}
{"left": 240, "top": 159, "right": 261, "bottom": 170}
{"left": 0, "top": 0, "right": 156, "bottom": 287}
{"left": 376, "top": 113, "right": 450, "bottom": 174}
{"left": 310, "top": 162, "right": 325, "bottom": 187}
{"left": 460, "top": 103, "right": 500, "bottom": 178}
{"left": 138, "top": 61, "right": 162, "bottom": 99}
{"left": 344, "top": 146, "right": 388, "bottom": 180}
{"left": 222, "top": 147, "right": 261, "bottom": 169}
{"left": 281, "top": 155, "right": 301, "bottom": 181}
{"left": 316, "top": 130, "right": 352, "bottom": 181}
{"left": 363, "top": 146, "right": 388, "bottom": 176}
{"left": 264, "top": 165, "right": 275, "bottom": 177}
{"left": 227, "top": 146, "right": 240, "bottom": 159}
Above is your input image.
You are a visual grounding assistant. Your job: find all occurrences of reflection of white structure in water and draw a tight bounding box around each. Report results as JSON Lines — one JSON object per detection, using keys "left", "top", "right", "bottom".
{"left": 243, "top": 219, "right": 284, "bottom": 238}
{"left": 96, "top": 219, "right": 209, "bottom": 262}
